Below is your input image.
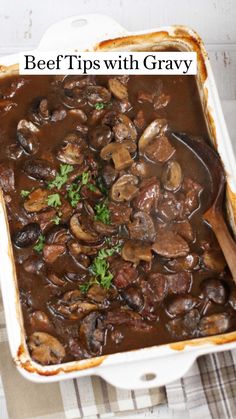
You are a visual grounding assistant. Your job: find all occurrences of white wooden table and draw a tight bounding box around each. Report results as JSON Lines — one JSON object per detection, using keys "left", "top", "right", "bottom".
{"left": 0, "top": 1, "right": 235, "bottom": 417}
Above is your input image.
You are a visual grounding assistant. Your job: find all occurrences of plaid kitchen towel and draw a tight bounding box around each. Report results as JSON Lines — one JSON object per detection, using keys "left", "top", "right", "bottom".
{"left": 1, "top": 289, "right": 236, "bottom": 419}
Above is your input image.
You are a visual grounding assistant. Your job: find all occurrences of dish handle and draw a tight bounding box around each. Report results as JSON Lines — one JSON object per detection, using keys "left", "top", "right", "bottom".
{"left": 98, "top": 352, "right": 197, "bottom": 389}
{"left": 38, "top": 14, "right": 128, "bottom": 51}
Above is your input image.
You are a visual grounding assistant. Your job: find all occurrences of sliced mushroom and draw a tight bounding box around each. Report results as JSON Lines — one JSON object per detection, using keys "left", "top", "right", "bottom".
{"left": 102, "top": 112, "right": 137, "bottom": 142}
{"left": 122, "top": 286, "right": 144, "bottom": 311}
{"left": 100, "top": 143, "right": 133, "bottom": 170}
{"left": 108, "top": 78, "right": 128, "bottom": 100}
{"left": 93, "top": 220, "right": 118, "bottom": 236}
{"left": 46, "top": 271, "right": 67, "bottom": 287}
{"left": 68, "top": 239, "right": 103, "bottom": 256}
{"left": 139, "top": 118, "right": 167, "bottom": 152}
{"left": 89, "top": 125, "right": 113, "bottom": 150}
{"left": 121, "top": 240, "right": 152, "bottom": 264}
{"left": 202, "top": 249, "right": 227, "bottom": 272}
{"left": 46, "top": 226, "right": 70, "bottom": 245}
{"left": 57, "top": 134, "right": 87, "bottom": 165}
{"left": 24, "top": 188, "right": 49, "bottom": 213}
{"left": 166, "top": 295, "right": 199, "bottom": 318}
{"left": 29, "top": 311, "right": 52, "bottom": 332}
{"left": 128, "top": 211, "right": 156, "bottom": 242}
{"left": 152, "top": 230, "right": 189, "bottom": 258}
{"left": 49, "top": 290, "right": 98, "bottom": 320}
{"left": 28, "top": 332, "right": 65, "bottom": 365}
{"left": 17, "top": 119, "right": 39, "bottom": 155}
{"left": 162, "top": 160, "right": 183, "bottom": 191}
{"left": 70, "top": 213, "right": 99, "bottom": 244}
{"left": 166, "top": 253, "right": 200, "bottom": 272}
{"left": 80, "top": 311, "right": 106, "bottom": 354}
{"left": 200, "top": 278, "right": 228, "bottom": 305}
{"left": 111, "top": 174, "right": 139, "bottom": 202}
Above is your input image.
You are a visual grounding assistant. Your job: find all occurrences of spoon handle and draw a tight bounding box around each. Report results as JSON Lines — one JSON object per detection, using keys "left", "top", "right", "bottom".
{"left": 204, "top": 209, "right": 236, "bottom": 281}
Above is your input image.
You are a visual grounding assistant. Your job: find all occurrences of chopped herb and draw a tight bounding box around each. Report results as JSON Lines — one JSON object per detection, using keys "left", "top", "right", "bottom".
{"left": 81, "top": 171, "right": 90, "bottom": 185}
{"left": 48, "top": 164, "right": 73, "bottom": 190}
{"left": 94, "top": 102, "right": 106, "bottom": 110}
{"left": 67, "top": 183, "right": 81, "bottom": 208}
{"left": 88, "top": 245, "right": 121, "bottom": 290}
{"left": 47, "top": 193, "right": 61, "bottom": 208}
{"left": 88, "top": 183, "right": 97, "bottom": 192}
{"left": 52, "top": 215, "right": 61, "bottom": 225}
{"left": 20, "top": 190, "right": 30, "bottom": 198}
{"left": 33, "top": 234, "right": 45, "bottom": 253}
{"left": 94, "top": 201, "right": 111, "bottom": 224}
{"left": 97, "top": 176, "right": 108, "bottom": 195}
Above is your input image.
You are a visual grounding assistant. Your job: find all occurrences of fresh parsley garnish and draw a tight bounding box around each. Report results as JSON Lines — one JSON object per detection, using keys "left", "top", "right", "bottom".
{"left": 33, "top": 234, "right": 45, "bottom": 253}
{"left": 94, "top": 102, "right": 106, "bottom": 110}
{"left": 86, "top": 245, "right": 122, "bottom": 290}
{"left": 20, "top": 190, "right": 30, "bottom": 198}
{"left": 48, "top": 164, "right": 73, "bottom": 190}
{"left": 94, "top": 201, "right": 111, "bottom": 224}
{"left": 88, "top": 183, "right": 97, "bottom": 192}
{"left": 52, "top": 215, "right": 61, "bottom": 225}
{"left": 81, "top": 171, "right": 90, "bottom": 185}
{"left": 47, "top": 193, "right": 61, "bottom": 208}
{"left": 67, "top": 183, "right": 81, "bottom": 208}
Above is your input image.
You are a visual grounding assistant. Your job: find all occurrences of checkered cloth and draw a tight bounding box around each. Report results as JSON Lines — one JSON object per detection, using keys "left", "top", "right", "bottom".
{"left": 1, "top": 293, "right": 236, "bottom": 419}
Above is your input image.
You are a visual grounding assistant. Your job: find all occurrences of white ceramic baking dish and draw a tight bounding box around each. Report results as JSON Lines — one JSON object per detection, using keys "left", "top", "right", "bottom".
{"left": 1, "top": 14, "right": 236, "bottom": 389}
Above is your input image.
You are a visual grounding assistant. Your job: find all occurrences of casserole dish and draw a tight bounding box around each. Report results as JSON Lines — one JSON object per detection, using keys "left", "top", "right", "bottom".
{"left": 1, "top": 14, "right": 236, "bottom": 389}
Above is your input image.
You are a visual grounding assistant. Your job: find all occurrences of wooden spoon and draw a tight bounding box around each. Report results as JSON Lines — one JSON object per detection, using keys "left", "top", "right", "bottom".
{"left": 172, "top": 132, "right": 236, "bottom": 281}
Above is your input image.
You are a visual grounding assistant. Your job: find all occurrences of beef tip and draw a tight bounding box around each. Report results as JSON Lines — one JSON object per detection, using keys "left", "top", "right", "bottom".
{"left": 172, "top": 220, "right": 194, "bottom": 242}
{"left": 34, "top": 208, "right": 57, "bottom": 231}
{"left": 158, "top": 191, "right": 185, "bottom": 222}
{"left": 200, "top": 278, "right": 228, "bottom": 305}
{"left": 6, "top": 143, "right": 24, "bottom": 161}
{"left": 153, "top": 92, "right": 170, "bottom": 110}
{"left": 139, "top": 274, "right": 167, "bottom": 320}
{"left": 28, "top": 332, "right": 65, "bottom": 365}
{"left": 105, "top": 309, "right": 151, "bottom": 331}
{"left": 182, "top": 177, "right": 203, "bottom": 215}
{"left": 43, "top": 244, "right": 66, "bottom": 263}
{"left": 133, "top": 177, "right": 160, "bottom": 213}
{"left": 166, "top": 295, "right": 199, "bottom": 318}
{"left": 29, "top": 310, "right": 52, "bottom": 333}
{"left": 166, "top": 271, "right": 192, "bottom": 295}
{"left": 128, "top": 211, "right": 156, "bottom": 242}
{"left": 145, "top": 135, "right": 175, "bottom": 163}
{"left": 152, "top": 230, "right": 189, "bottom": 258}
{"left": 167, "top": 309, "right": 200, "bottom": 339}
{"left": 133, "top": 110, "right": 146, "bottom": 130}
{"left": 87, "top": 284, "right": 108, "bottom": 304}
{"left": 108, "top": 202, "right": 132, "bottom": 225}
{"left": 0, "top": 162, "right": 15, "bottom": 192}
{"left": 122, "top": 286, "right": 144, "bottom": 311}
{"left": 23, "top": 158, "right": 56, "bottom": 181}
{"left": 202, "top": 249, "right": 226, "bottom": 272}
{"left": 199, "top": 313, "right": 231, "bottom": 336}
{"left": 110, "top": 256, "right": 138, "bottom": 289}
{"left": 166, "top": 253, "right": 200, "bottom": 272}
{"left": 79, "top": 311, "right": 106, "bottom": 355}
{"left": 13, "top": 223, "right": 41, "bottom": 248}
{"left": 23, "top": 255, "right": 44, "bottom": 273}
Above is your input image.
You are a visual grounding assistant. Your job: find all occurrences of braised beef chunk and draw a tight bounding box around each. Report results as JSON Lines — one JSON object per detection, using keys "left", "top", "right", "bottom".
{"left": 0, "top": 73, "right": 235, "bottom": 365}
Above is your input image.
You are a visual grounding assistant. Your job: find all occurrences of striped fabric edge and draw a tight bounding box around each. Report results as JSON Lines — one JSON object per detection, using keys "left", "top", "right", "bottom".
{"left": 59, "top": 376, "right": 166, "bottom": 419}
{"left": 166, "top": 350, "right": 236, "bottom": 419}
